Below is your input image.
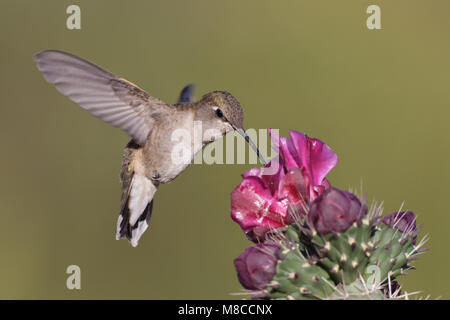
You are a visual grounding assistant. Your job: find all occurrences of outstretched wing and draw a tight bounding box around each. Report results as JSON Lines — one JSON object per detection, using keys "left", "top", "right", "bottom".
{"left": 34, "top": 50, "right": 172, "bottom": 145}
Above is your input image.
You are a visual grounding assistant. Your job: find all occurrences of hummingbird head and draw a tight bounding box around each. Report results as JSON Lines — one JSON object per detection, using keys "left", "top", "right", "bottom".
{"left": 199, "top": 91, "right": 266, "bottom": 164}
{"left": 200, "top": 91, "right": 243, "bottom": 130}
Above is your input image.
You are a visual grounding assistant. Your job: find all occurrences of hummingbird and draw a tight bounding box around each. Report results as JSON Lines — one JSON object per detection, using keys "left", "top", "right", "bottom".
{"left": 34, "top": 50, "right": 265, "bottom": 247}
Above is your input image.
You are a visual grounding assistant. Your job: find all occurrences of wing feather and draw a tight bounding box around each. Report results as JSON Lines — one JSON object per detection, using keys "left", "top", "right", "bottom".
{"left": 34, "top": 50, "right": 171, "bottom": 145}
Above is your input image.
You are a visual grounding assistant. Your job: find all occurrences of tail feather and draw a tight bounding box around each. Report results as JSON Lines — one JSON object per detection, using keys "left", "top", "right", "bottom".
{"left": 116, "top": 141, "right": 157, "bottom": 247}
{"left": 117, "top": 197, "right": 154, "bottom": 247}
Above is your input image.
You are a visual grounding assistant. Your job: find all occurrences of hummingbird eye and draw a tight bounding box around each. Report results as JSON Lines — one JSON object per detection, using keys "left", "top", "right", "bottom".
{"left": 215, "top": 108, "right": 224, "bottom": 118}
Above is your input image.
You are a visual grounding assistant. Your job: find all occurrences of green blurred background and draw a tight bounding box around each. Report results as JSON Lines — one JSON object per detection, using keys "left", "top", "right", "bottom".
{"left": 0, "top": 0, "right": 449, "bottom": 299}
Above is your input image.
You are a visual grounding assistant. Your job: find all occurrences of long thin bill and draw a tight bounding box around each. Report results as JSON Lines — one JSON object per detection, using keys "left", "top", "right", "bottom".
{"left": 235, "top": 127, "right": 267, "bottom": 165}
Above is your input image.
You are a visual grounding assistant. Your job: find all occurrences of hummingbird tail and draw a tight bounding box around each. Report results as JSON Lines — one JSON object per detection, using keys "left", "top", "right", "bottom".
{"left": 116, "top": 173, "right": 157, "bottom": 247}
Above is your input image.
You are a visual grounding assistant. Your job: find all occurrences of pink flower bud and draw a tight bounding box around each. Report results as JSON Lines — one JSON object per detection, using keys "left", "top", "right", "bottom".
{"left": 309, "top": 188, "right": 367, "bottom": 235}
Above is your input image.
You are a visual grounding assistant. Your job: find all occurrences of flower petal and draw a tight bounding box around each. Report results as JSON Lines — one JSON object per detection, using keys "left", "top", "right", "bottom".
{"left": 269, "top": 129, "right": 298, "bottom": 169}
{"left": 278, "top": 167, "right": 309, "bottom": 205}
{"left": 231, "top": 177, "right": 287, "bottom": 239}
{"left": 261, "top": 157, "right": 285, "bottom": 195}
{"left": 289, "top": 130, "right": 338, "bottom": 186}
{"left": 242, "top": 167, "right": 262, "bottom": 179}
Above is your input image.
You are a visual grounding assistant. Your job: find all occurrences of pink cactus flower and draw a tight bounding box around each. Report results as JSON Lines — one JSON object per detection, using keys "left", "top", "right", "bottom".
{"left": 231, "top": 129, "right": 338, "bottom": 241}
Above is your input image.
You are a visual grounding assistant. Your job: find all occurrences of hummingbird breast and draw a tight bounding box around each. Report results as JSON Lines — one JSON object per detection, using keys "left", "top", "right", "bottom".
{"left": 142, "top": 110, "right": 204, "bottom": 184}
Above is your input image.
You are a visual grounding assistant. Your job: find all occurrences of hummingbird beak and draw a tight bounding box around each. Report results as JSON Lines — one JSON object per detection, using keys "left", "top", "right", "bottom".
{"left": 234, "top": 126, "right": 267, "bottom": 165}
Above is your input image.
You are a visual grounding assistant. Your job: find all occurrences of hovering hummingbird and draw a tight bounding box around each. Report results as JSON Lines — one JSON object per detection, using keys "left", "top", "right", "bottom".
{"left": 34, "top": 50, "right": 265, "bottom": 247}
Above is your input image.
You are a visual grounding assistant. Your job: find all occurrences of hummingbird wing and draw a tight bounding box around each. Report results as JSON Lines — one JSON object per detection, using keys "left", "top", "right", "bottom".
{"left": 34, "top": 50, "right": 172, "bottom": 145}
{"left": 177, "top": 83, "right": 196, "bottom": 103}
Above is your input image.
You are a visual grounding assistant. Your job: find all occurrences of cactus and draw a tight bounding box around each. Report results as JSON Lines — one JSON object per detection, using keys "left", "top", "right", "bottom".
{"left": 233, "top": 187, "right": 428, "bottom": 300}
{"left": 231, "top": 130, "right": 428, "bottom": 300}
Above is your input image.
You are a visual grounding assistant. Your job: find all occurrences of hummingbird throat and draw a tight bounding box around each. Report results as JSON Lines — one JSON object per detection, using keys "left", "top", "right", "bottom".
{"left": 169, "top": 120, "right": 267, "bottom": 166}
